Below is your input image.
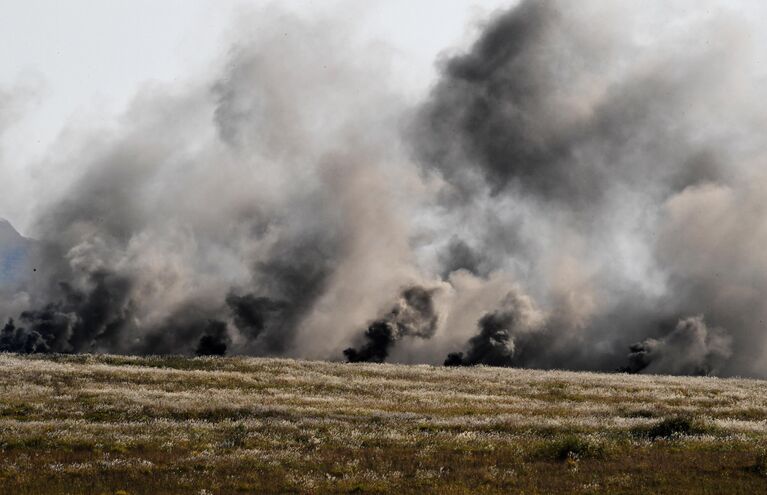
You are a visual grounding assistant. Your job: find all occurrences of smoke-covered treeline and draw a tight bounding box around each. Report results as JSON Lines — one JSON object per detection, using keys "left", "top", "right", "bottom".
{"left": 2, "top": 1, "right": 767, "bottom": 377}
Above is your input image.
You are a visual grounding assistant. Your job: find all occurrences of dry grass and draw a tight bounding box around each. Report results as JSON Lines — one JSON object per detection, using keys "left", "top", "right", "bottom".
{"left": 0, "top": 354, "right": 766, "bottom": 494}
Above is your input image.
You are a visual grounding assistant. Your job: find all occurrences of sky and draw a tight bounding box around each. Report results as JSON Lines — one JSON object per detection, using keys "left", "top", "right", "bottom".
{"left": 0, "top": 0, "right": 515, "bottom": 232}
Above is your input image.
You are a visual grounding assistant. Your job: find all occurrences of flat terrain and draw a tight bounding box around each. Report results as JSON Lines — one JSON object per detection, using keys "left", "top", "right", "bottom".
{"left": 0, "top": 355, "right": 766, "bottom": 494}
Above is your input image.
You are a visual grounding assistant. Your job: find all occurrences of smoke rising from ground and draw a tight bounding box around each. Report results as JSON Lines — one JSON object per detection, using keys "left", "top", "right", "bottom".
{"left": 2, "top": 1, "right": 767, "bottom": 377}
{"left": 411, "top": 0, "right": 767, "bottom": 377}
{"left": 344, "top": 286, "right": 438, "bottom": 363}
{"left": 195, "top": 320, "right": 230, "bottom": 357}
{"left": 444, "top": 289, "right": 544, "bottom": 367}
{"left": 623, "top": 316, "right": 732, "bottom": 376}
{"left": 1, "top": 8, "right": 412, "bottom": 358}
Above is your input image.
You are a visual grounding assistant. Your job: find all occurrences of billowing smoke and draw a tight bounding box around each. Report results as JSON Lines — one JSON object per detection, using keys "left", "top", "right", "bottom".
{"left": 1, "top": 8, "right": 415, "bottom": 359}
{"left": 444, "top": 290, "right": 543, "bottom": 367}
{"left": 415, "top": 0, "right": 767, "bottom": 377}
{"left": 2, "top": 1, "right": 767, "bottom": 377}
{"left": 0, "top": 270, "right": 132, "bottom": 354}
{"left": 226, "top": 293, "right": 285, "bottom": 342}
{"left": 0, "top": 319, "right": 46, "bottom": 353}
{"left": 623, "top": 316, "right": 732, "bottom": 376}
{"left": 344, "top": 286, "right": 438, "bottom": 363}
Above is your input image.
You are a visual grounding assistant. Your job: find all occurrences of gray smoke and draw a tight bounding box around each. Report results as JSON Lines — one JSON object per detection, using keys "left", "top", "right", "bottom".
{"left": 444, "top": 289, "right": 543, "bottom": 367}
{"left": 2, "top": 2, "right": 767, "bottom": 377}
{"left": 0, "top": 8, "right": 411, "bottom": 358}
{"left": 416, "top": 0, "right": 767, "bottom": 377}
{"left": 623, "top": 316, "right": 732, "bottom": 375}
{"left": 438, "top": 237, "right": 489, "bottom": 279}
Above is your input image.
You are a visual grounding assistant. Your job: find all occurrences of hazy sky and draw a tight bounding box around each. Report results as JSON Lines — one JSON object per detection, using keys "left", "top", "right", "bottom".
{"left": 0, "top": 0, "right": 515, "bottom": 231}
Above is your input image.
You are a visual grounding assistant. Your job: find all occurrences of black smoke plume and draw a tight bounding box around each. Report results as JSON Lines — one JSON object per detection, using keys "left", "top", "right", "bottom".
{"left": 444, "top": 289, "right": 544, "bottom": 367}
{"left": 0, "top": 270, "right": 132, "bottom": 354}
{"left": 195, "top": 320, "right": 230, "bottom": 357}
{"left": 345, "top": 286, "right": 438, "bottom": 363}
{"left": 344, "top": 322, "right": 396, "bottom": 364}
{"left": 0, "top": 319, "right": 46, "bottom": 353}
{"left": 444, "top": 312, "right": 516, "bottom": 367}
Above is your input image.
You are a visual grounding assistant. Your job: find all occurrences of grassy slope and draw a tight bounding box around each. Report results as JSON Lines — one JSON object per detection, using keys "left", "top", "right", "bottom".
{"left": 0, "top": 355, "right": 766, "bottom": 494}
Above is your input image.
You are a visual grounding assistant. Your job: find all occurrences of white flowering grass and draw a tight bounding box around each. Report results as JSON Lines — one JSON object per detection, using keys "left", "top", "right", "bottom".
{"left": 1, "top": 354, "right": 767, "bottom": 494}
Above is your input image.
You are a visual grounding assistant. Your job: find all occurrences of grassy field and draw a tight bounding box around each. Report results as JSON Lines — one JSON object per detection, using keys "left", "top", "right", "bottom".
{"left": 0, "top": 355, "right": 766, "bottom": 494}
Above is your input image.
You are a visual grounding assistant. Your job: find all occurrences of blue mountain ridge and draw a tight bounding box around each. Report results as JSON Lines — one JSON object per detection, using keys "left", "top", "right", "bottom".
{"left": 0, "top": 219, "right": 34, "bottom": 288}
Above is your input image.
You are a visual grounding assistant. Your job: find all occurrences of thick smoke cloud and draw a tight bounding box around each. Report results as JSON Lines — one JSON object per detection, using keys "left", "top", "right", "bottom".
{"left": 2, "top": 1, "right": 767, "bottom": 378}
{"left": 195, "top": 320, "right": 230, "bottom": 357}
{"left": 0, "top": 319, "right": 45, "bottom": 353}
{"left": 226, "top": 293, "right": 284, "bottom": 341}
{"left": 414, "top": 0, "right": 767, "bottom": 377}
{"left": 623, "top": 316, "right": 732, "bottom": 376}
{"left": 0, "top": 270, "right": 132, "bottom": 354}
{"left": 444, "top": 290, "right": 543, "bottom": 367}
{"left": 344, "top": 286, "right": 438, "bottom": 363}
{"left": 438, "top": 237, "right": 488, "bottom": 278}
{"left": 0, "top": 8, "right": 412, "bottom": 358}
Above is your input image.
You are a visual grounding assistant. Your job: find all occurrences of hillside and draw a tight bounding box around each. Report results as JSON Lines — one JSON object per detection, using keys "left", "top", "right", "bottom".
{"left": 0, "top": 354, "right": 766, "bottom": 494}
{"left": 0, "top": 219, "right": 33, "bottom": 287}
